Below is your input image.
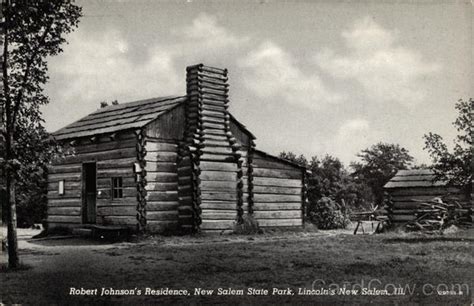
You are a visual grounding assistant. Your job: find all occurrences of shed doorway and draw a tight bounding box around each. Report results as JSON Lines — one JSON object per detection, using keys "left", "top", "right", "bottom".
{"left": 82, "top": 162, "right": 97, "bottom": 224}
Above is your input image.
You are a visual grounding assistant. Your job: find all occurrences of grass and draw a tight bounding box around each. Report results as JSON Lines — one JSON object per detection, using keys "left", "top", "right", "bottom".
{"left": 0, "top": 227, "right": 472, "bottom": 305}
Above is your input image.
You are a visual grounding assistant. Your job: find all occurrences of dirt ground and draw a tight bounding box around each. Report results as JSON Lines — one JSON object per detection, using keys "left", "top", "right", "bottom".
{"left": 1, "top": 224, "right": 473, "bottom": 305}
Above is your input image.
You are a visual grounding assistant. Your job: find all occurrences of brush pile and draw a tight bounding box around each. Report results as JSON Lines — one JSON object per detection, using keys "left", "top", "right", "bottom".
{"left": 406, "top": 197, "right": 472, "bottom": 232}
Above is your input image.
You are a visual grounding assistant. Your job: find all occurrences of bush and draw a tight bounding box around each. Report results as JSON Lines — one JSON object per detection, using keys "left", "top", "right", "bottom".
{"left": 16, "top": 167, "right": 48, "bottom": 228}
{"left": 308, "top": 197, "right": 350, "bottom": 229}
{"left": 234, "top": 214, "right": 262, "bottom": 235}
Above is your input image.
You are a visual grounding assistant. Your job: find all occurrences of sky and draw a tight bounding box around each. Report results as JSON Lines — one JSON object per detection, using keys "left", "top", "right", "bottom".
{"left": 43, "top": 0, "right": 473, "bottom": 166}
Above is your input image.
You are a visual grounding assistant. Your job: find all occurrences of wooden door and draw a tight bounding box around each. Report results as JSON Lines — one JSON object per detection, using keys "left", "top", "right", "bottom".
{"left": 82, "top": 162, "right": 97, "bottom": 224}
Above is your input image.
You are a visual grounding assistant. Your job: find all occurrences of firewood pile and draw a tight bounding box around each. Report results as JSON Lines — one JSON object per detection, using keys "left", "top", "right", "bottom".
{"left": 406, "top": 197, "right": 472, "bottom": 232}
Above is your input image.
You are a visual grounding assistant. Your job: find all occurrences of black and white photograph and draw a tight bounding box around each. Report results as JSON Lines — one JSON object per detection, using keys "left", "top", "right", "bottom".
{"left": 0, "top": 0, "right": 472, "bottom": 304}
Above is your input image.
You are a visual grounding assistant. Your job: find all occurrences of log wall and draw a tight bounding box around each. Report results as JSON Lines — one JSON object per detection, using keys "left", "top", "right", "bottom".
{"left": 142, "top": 106, "right": 185, "bottom": 233}
{"left": 251, "top": 151, "right": 303, "bottom": 227}
{"left": 143, "top": 139, "right": 180, "bottom": 233}
{"left": 386, "top": 186, "right": 466, "bottom": 222}
{"left": 229, "top": 120, "right": 254, "bottom": 214}
{"left": 47, "top": 131, "right": 138, "bottom": 230}
{"left": 239, "top": 147, "right": 250, "bottom": 214}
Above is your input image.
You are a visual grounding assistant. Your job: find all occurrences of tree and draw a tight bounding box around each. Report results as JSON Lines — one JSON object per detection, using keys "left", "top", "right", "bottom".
{"left": 306, "top": 155, "right": 345, "bottom": 201}
{"left": 280, "top": 152, "right": 373, "bottom": 214}
{"left": 279, "top": 151, "right": 308, "bottom": 167}
{"left": 350, "top": 142, "right": 413, "bottom": 205}
{"left": 307, "top": 155, "right": 373, "bottom": 211}
{"left": 423, "top": 98, "right": 473, "bottom": 196}
{"left": 1, "top": 0, "right": 81, "bottom": 268}
{"left": 15, "top": 125, "right": 59, "bottom": 227}
{"left": 412, "top": 163, "right": 430, "bottom": 170}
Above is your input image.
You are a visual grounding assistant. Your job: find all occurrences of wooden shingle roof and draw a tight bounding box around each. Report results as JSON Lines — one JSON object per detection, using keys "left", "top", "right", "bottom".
{"left": 384, "top": 169, "right": 448, "bottom": 189}
{"left": 52, "top": 95, "right": 256, "bottom": 141}
{"left": 53, "top": 96, "right": 186, "bottom": 140}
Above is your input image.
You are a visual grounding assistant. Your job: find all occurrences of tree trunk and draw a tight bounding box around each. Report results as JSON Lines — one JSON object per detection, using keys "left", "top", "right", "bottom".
{"left": 5, "top": 169, "right": 18, "bottom": 268}
{"left": 2, "top": 0, "right": 19, "bottom": 269}
{"left": 5, "top": 132, "right": 19, "bottom": 268}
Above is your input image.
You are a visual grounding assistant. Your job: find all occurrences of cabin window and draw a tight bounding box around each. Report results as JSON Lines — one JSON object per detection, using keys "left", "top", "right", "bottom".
{"left": 112, "top": 177, "right": 123, "bottom": 199}
{"left": 58, "top": 180, "right": 65, "bottom": 195}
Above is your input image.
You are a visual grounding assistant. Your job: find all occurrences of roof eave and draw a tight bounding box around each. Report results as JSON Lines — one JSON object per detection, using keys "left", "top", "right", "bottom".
{"left": 254, "top": 149, "right": 307, "bottom": 170}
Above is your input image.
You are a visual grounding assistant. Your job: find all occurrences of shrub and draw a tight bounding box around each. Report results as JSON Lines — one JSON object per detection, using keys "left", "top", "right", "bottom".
{"left": 234, "top": 214, "right": 262, "bottom": 235}
{"left": 16, "top": 167, "right": 48, "bottom": 228}
{"left": 308, "top": 197, "right": 350, "bottom": 229}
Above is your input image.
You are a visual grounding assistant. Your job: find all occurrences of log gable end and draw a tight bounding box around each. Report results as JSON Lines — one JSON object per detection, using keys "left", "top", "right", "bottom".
{"left": 141, "top": 106, "right": 186, "bottom": 233}
{"left": 46, "top": 64, "right": 306, "bottom": 234}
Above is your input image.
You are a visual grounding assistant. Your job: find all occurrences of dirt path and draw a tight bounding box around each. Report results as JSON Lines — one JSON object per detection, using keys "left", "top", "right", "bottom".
{"left": 1, "top": 227, "right": 473, "bottom": 305}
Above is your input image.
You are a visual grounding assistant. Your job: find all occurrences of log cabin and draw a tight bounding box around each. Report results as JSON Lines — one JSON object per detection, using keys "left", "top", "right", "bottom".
{"left": 383, "top": 169, "right": 470, "bottom": 223}
{"left": 47, "top": 64, "right": 308, "bottom": 234}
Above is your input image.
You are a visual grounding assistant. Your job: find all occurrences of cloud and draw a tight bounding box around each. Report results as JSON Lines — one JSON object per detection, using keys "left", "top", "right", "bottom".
{"left": 337, "top": 119, "right": 370, "bottom": 138}
{"left": 45, "top": 13, "right": 248, "bottom": 130}
{"left": 315, "top": 17, "right": 440, "bottom": 107}
{"left": 49, "top": 13, "right": 248, "bottom": 102}
{"left": 48, "top": 29, "right": 181, "bottom": 108}
{"left": 319, "top": 118, "right": 377, "bottom": 165}
{"left": 238, "top": 41, "right": 343, "bottom": 110}
{"left": 175, "top": 13, "right": 248, "bottom": 51}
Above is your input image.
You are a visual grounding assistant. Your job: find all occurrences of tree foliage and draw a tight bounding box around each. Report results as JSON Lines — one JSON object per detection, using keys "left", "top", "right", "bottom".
{"left": 280, "top": 152, "right": 374, "bottom": 211}
{"left": 279, "top": 152, "right": 373, "bottom": 229}
{"left": 350, "top": 142, "right": 413, "bottom": 205}
{"left": 1, "top": 0, "right": 82, "bottom": 268}
{"left": 1, "top": 125, "right": 57, "bottom": 226}
{"left": 278, "top": 151, "right": 307, "bottom": 167}
{"left": 308, "top": 155, "right": 374, "bottom": 210}
{"left": 423, "top": 98, "right": 473, "bottom": 194}
{"left": 308, "top": 197, "right": 350, "bottom": 229}
{"left": 15, "top": 126, "right": 59, "bottom": 226}
{"left": 2, "top": 1, "right": 82, "bottom": 131}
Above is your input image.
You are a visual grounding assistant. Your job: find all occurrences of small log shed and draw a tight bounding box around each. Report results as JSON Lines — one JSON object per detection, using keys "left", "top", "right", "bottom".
{"left": 383, "top": 169, "right": 470, "bottom": 223}
{"left": 47, "top": 64, "right": 308, "bottom": 234}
